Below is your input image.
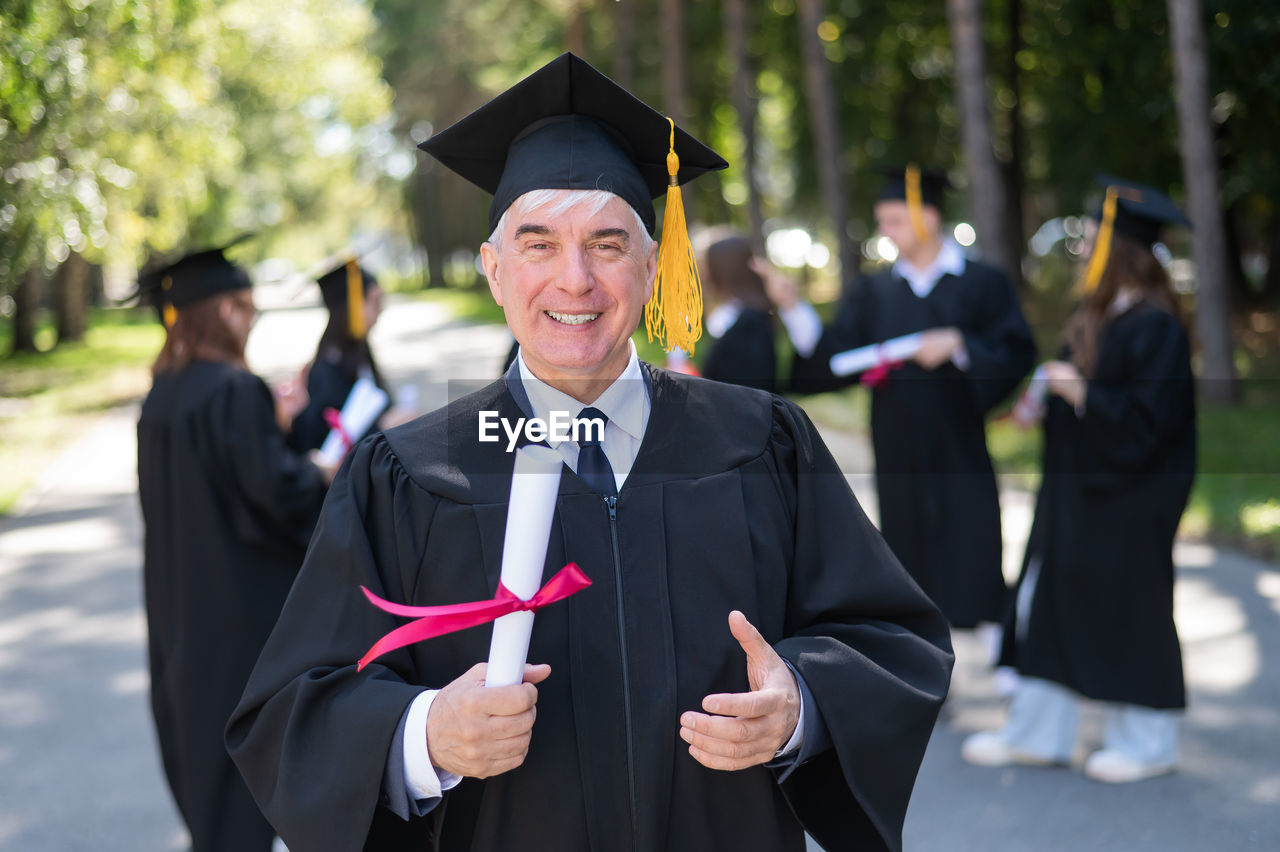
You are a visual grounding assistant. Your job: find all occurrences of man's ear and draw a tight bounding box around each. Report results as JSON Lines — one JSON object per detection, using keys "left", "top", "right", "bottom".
{"left": 218, "top": 298, "right": 234, "bottom": 323}
{"left": 642, "top": 241, "right": 657, "bottom": 304}
{"left": 480, "top": 242, "right": 503, "bottom": 307}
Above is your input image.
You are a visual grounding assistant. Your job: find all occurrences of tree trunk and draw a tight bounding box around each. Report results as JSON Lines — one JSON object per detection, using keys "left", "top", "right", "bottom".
{"left": 613, "top": 0, "right": 636, "bottom": 90}
{"left": 660, "top": 0, "right": 693, "bottom": 224}
{"left": 946, "top": 0, "right": 1017, "bottom": 280}
{"left": 565, "top": 1, "right": 587, "bottom": 58}
{"left": 796, "top": 0, "right": 857, "bottom": 292}
{"left": 725, "top": 0, "right": 765, "bottom": 254}
{"left": 1002, "top": 0, "right": 1026, "bottom": 288}
{"left": 1167, "top": 0, "right": 1239, "bottom": 404}
{"left": 12, "top": 266, "right": 42, "bottom": 353}
{"left": 55, "top": 251, "right": 90, "bottom": 343}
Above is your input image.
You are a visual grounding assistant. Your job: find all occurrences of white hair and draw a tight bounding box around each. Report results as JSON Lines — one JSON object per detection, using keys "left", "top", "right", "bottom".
{"left": 487, "top": 189, "right": 655, "bottom": 253}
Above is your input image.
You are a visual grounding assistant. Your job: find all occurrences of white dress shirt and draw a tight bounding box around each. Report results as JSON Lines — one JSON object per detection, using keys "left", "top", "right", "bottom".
{"left": 399, "top": 341, "right": 803, "bottom": 801}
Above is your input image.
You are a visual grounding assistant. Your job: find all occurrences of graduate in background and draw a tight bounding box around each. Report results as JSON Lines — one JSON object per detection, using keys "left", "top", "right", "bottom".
{"left": 766, "top": 166, "right": 1036, "bottom": 633}
{"left": 696, "top": 233, "right": 778, "bottom": 393}
{"left": 289, "top": 259, "right": 415, "bottom": 452}
{"left": 963, "top": 178, "right": 1196, "bottom": 784}
{"left": 228, "top": 53, "right": 952, "bottom": 852}
{"left": 136, "top": 244, "right": 333, "bottom": 852}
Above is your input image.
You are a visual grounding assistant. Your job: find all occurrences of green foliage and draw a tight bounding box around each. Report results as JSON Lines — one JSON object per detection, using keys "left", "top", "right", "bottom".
{"left": 0, "top": 0, "right": 401, "bottom": 292}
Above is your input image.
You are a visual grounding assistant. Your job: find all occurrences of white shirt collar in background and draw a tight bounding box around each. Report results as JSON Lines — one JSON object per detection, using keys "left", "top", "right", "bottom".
{"left": 893, "top": 240, "right": 967, "bottom": 298}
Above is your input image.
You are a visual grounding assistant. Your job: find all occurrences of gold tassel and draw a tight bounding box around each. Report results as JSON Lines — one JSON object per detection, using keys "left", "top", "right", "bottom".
{"left": 161, "top": 275, "right": 176, "bottom": 328}
{"left": 346, "top": 258, "right": 366, "bottom": 340}
{"left": 1081, "top": 186, "right": 1120, "bottom": 294}
{"left": 645, "top": 117, "right": 703, "bottom": 355}
{"left": 905, "top": 164, "right": 931, "bottom": 245}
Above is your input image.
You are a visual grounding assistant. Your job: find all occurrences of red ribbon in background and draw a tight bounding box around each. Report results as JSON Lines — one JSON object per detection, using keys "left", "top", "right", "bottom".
{"left": 323, "top": 407, "right": 353, "bottom": 455}
{"left": 357, "top": 562, "right": 592, "bottom": 670}
{"left": 859, "top": 345, "right": 905, "bottom": 390}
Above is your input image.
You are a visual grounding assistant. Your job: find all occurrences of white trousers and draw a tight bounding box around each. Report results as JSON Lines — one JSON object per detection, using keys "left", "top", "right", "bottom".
{"left": 1000, "top": 676, "right": 1180, "bottom": 765}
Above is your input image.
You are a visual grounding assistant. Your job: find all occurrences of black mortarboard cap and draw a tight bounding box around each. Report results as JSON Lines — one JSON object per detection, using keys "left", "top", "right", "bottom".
{"left": 143, "top": 237, "right": 253, "bottom": 310}
{"left": 1089, "top": 174, "right": 1190, "bottom": 246}
{"left": 418, "top": 52, "right": 727, "bottom": 236}
{"left": 876, "top": 165, "right": 950, "bottom": 209}
{"left": 316, "top": 259, "right": 376, "bottom": 314}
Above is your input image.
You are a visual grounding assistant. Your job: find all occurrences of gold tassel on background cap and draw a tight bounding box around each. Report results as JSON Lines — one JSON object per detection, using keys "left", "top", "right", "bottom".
{"left": 905, "top": 164, "right": 931, "bottom": 245}
{"left": 161, "top": 275, "right": 177, "bottom": 328}
{"left": 346, "top": 258, "right": 366, "bottom": 340}
{"left": 1082, "top": 186, "right": 1122, "bottom": 294}
{"left": 645, "top": 117, "right": 703, "bottom": 355}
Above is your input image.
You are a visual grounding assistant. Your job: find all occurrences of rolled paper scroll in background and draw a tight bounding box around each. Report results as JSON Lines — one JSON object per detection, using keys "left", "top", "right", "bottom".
{"left": 486, "top": 444, "right": 565, "bottom": 687}
{"left": 829, "top": 332, "right": 924, "bottom": 378}
{"left": 316, "top": 376, "right": 390, "bottom": 465}
{"left": 1012, "top": 363, "right": 1050, "bottom": 426}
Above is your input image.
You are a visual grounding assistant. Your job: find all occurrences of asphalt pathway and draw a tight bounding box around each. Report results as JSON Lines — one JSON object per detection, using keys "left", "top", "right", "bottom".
{"left": 1, "top": 296, "right": 1276, "bottom": 850}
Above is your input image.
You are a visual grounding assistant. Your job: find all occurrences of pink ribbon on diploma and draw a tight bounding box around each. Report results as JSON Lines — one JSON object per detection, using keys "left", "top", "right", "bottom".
{"left": 859, "top": 345, "right": 905, "bottom": 390}
{"left": 356, "top": 562, "right": 592, "bottom": 670}
{"left": 323, "top": 407, "right": 353, "bottom": 454}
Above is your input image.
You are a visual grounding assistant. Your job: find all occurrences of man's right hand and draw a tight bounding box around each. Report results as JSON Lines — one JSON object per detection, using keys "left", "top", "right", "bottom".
{"left": 425, "top": 662, "right": 550, "bottom": 779}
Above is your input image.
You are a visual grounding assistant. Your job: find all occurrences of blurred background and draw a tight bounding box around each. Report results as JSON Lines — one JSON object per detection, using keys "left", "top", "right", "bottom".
{"left": 2, "top": 3, "right": 1279, "bottom": 850}
{"left": 3, "top": 0, "right": 1277, "bottom": 553}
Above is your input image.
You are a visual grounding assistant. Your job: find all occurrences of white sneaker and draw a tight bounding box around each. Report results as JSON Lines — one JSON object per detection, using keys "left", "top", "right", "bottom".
{"left": 1083, "top": 748, "right": 1176, "bottom": 783}
{"left": 961, "top": 731, "right": 1059, "bottom": 767}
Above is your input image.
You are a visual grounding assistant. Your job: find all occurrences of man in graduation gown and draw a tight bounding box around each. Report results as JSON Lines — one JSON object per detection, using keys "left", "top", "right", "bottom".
{"left": 137, "top": 245, "right": 331, "bottom": 851}
{"left": 227, "top": 54, "right": 952, "bottom": 852}
{"left": 769, "top": 167, "right": 1036, "bottom": 629}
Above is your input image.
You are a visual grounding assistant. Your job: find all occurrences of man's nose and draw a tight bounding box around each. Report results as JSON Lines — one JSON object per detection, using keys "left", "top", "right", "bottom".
{"left": 555, "top": 247, "right": 594, "bottom": 295}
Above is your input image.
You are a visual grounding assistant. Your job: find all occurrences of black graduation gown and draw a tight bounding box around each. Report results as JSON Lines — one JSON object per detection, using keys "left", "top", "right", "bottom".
{"left": 999, "top": 303, "right": 1195, "bottom": 709}
{"left": 291, "top": 355, "right": 390, "bottom": 453}
{"left": 137, "top": 361, "right": 328, "bottom": 852}
{"left": 790, "top": 259, "right": 1035, "bottom": 627}
{"left": 227, "top": 368, "right": 953, "bottom": 852}
{"left": 701, "top": 306, "right": 778, "bottom": 393}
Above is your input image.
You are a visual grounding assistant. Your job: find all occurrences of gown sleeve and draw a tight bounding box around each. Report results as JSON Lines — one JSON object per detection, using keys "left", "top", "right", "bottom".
{"left": 290, "top": 358, "right": 355, "bottom": 453}
{"left": 225, "top": 436, "right": 441, "bottom": 852}
{"left": 957, "top": 266, "right": 1037, "bottom": 414}
{"left": 215, "top": 372, "right": 327, "bottom": 549}
{"left": 1079, "top": 308, "right": 1193, "bottom": 477}
{"left": 788, "top": 281, "right": 874, "bottom": 395}
{"left": 767, "top": 398, "right": 954, "bottom": 851}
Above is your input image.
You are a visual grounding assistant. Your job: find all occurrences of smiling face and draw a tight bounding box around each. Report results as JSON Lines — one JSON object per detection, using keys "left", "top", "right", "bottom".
{"left": 481, "top": 191, "right": 657, "bottom": 399}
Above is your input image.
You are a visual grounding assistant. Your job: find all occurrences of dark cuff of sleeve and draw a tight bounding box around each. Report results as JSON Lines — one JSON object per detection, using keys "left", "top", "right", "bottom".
{"left": 766, "top": 662, "right": 833, "bottom": 782}
{"left": 381, "top": 702, "right": 443, "bottom": 819}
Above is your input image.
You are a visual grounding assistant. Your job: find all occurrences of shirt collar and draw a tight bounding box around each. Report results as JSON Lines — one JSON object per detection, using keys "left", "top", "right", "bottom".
{"left": 516, "top": 341, "right": 648, "bottom": 448}
{"left": 893, "top": 240, "right": 967, "bottom": 295}
{"left": 706, "top": 300, "right": 742, "bottom": 339}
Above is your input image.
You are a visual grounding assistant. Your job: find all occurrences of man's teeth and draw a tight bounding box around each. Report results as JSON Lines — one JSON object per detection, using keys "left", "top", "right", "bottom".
{"left": 546, "top": 311, "right": 600, "bottom": 325}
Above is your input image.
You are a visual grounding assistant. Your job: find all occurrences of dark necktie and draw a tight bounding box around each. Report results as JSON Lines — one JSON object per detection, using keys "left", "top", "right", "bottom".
{"left": 575, "top": 407, "right": 617, "bottom": 497}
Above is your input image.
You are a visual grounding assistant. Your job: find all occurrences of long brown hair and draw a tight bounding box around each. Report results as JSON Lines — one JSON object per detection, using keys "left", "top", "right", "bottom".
{"left": 152, "top": 291, "right": 249, "bottom": 374}
{"left": 1065, "top": 232, "right": 1183, "bottom": 377}
{"left": 703, "top": 235, "right": 772, "bottom": 314}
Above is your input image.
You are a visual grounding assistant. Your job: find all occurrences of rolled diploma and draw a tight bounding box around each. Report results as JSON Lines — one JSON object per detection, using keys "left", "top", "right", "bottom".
{"left": 316, "top": 377, "right": 390, "bottom": 465}
{"left": 829, "top": 332, "right": 924, "bottom": 377}
{"left": 1014, "top": 363, "right": 1049, "bottom": 420}
{"left": 485, "top": 444, "right": 564, "bottom": 687}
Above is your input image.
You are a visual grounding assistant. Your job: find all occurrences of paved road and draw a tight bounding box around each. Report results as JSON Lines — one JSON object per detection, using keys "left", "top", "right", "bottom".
{"left": 2, "top": 297, "right": 1276, "bottom": 850}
